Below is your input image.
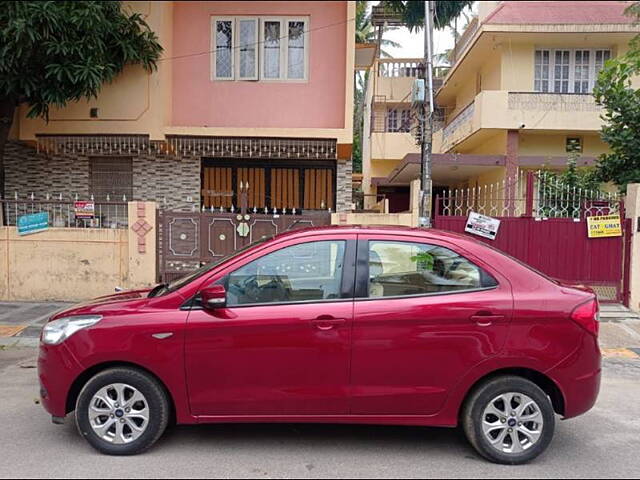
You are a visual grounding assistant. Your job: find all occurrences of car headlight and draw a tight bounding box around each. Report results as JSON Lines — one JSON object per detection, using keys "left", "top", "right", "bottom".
{"left": 41, "top": 315, "right": 102, "bottom": 345}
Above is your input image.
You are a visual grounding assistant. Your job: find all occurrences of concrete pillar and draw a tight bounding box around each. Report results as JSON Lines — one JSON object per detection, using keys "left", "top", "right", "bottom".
{"left": 127, "top": 201, "right": 157, "bottom": 289}
{"left": 410, "top": 178, "right": 421, "bottom": 227}
{"left": 625, "top": 184, "right": 640, "bottom": 311}
{"left": 506, "top": 130, "right": 519, "bottom": 215}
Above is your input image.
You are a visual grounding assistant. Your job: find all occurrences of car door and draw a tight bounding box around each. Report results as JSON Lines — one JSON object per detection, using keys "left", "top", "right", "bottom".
{"left": 350, "top": 234, "right": 513, "bottom": 416}
{"left": 185, "top": 234, "right": 356, "bottom": 417}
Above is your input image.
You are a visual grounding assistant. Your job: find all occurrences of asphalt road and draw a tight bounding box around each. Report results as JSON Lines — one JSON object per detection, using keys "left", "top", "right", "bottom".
{"left": 1, "top": 348, "right": 639, "bottom": 479}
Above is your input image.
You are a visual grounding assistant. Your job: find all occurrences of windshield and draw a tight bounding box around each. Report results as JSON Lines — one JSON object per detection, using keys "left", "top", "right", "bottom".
{"left": 152, "top": 236, "right": 272, "bottom": 297}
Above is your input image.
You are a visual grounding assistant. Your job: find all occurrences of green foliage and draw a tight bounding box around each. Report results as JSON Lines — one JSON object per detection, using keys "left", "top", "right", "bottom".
{"left": 0, "top": 1, "right": 163, "bottom": 119}
{"left": 379, "top": 0, "right": 474, "bottom": 32}
{"left": 541, "top": 154, "right": 600, "bottom": 192}
{"left": 593, "top": 1, "right": 640, "bottom": 192}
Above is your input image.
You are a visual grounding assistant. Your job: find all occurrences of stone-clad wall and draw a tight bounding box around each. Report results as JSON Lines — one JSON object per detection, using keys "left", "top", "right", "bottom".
{"left": 3, "top": 140, "right": 352, "bottom": 212}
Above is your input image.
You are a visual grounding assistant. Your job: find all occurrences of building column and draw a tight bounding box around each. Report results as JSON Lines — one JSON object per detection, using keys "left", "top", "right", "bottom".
{"left": 625, "top": 184, "right": 640, "bottom": 311}
{"left": 506, "top": 129, "right": 519, "bottom": 215}
{"left": 336, "top": 143, "right": 353, "bottom": 212}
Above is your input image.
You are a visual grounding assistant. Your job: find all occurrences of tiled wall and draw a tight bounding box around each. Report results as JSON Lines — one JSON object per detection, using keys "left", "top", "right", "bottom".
{"left": 4, "top": 140, "right": 352, "bottom": 212}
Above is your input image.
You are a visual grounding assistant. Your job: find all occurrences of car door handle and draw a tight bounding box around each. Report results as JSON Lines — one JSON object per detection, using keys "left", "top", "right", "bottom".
{"left": 311, "top": 316, "right": 346, "bottom": 331}
{"left": 470, "top": 314, "right": 505, "bottom": 326}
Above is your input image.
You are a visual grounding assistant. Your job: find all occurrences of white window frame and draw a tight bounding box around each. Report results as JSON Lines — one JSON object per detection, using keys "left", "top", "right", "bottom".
{"left": 533, "top": 48, "right": 612, "bottom": 94}
{"left": 211, "top": 17, "right": 235, "bottom": 81}
{"left": 284, "top": 17, "right": 310, "bottom": 82}
{"left": 260, "top": 17, "right": 285, "bottom": 81}
{"left": 236, "top": 17, "right": 259, "bottom": 81}
{"left": 211, "top": 16, "right": 310, "bottom": 83}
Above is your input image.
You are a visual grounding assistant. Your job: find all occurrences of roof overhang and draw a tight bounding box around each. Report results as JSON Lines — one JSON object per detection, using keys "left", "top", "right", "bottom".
{"left": 374, "top": 153, "right": 506, "bottom": 186}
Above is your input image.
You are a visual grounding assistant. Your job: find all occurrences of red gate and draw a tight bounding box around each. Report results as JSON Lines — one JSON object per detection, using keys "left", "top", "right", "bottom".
{"left": 434, "top": 172, "right": 630, "bottom": 305}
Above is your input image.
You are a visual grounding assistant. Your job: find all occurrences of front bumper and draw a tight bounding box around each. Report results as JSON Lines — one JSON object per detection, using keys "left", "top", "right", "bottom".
{"left": 38, "top": 342, "right": 85, "bottom": 418}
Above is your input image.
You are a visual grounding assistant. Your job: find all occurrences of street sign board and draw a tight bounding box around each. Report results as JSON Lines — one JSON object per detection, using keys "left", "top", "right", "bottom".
{"left": 465, "top": 211, "right": 500, "bottom": 240}
{"left": 587, "top": 214, "right": 622, "bottom": 238}
{"left": 17, "top": 212, "right": 49, "bottom": 236}
{"left": 74, "top": 201, "right": 95, "bottom": 219}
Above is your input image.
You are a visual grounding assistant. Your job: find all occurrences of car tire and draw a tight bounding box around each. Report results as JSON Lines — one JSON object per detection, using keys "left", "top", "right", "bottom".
{"left": 75, "top": 367, "right": 170, "bottom": 455}
{"left": 462, "top": 375, "right": 555, "bottom": 465}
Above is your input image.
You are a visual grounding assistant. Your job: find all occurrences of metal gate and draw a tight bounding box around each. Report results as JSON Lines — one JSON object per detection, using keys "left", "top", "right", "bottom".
{"left": 157, "top": 205, "right": 331, "bottom": 283}
{"left": 434, "top": 171, "right": 630, "bottom": 305}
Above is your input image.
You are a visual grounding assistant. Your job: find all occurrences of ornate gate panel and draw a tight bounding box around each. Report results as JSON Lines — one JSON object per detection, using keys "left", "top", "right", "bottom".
{"left": 158, "top": 209, "right": 331, "bottom": 283}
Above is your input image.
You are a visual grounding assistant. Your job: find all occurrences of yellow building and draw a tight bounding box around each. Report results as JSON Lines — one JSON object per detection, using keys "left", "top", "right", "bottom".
{"left": 362, "top": 0, "right": 639, "bottom": 214}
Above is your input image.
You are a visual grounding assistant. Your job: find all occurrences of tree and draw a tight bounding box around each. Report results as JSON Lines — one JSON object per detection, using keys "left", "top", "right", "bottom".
{"left": 379, "top": 1, "right": 474, "bottom": 32}
{"left": 593, "top": 1, "right": 640, "bottom": 192}
{"left": 0, "top": 1, "right": 163, "bottom": 198}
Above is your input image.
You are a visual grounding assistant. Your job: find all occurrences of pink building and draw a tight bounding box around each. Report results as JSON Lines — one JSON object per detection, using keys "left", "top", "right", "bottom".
{"left": 6, "top": 1, "right": 356, "bottom": 212}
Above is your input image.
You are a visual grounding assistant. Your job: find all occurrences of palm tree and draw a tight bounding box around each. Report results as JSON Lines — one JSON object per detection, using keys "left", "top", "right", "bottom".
{"left": 379, "top": 1, "right": 474, "bottom": 32}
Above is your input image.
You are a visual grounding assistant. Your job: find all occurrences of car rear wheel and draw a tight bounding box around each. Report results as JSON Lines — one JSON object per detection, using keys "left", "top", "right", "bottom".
{"left": 75, "top": 367, "right": 169, "bottom": 455}
{"left": 462, "top": 376, "right": 555, "bottom": 465}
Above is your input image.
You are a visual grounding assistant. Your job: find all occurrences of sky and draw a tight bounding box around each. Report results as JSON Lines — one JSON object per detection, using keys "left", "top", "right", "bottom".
{"left": 372, "top": 2, "right": 478, "bottom": 61}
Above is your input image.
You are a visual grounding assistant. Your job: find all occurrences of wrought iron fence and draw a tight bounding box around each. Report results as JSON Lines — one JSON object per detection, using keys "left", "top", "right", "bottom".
{"left": 1, "top": 195, "right": 128, "bottom": 229}
{"left": 535, "top": 170, "right": 620, "bottom": 219}
{"left": 436, "top": 170, "right": 621, "bottom": 220}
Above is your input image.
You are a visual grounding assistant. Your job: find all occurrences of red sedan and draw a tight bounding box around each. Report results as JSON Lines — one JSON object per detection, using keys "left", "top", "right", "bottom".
{"left": 38, "top": 226, "right": 601, "bottom": 464}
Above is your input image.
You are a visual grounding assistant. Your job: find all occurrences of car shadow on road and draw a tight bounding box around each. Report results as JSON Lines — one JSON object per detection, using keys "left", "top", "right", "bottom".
{"left": 156, "top": 421, "right": 479, "bottom": 459}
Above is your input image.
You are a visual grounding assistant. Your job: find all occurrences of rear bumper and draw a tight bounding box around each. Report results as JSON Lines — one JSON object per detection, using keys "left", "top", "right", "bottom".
{"left": 547, "top": 331, "right": 602, "bottom": 419}
{"left": 38, "top": 343, "right": 84, "bottom": 418}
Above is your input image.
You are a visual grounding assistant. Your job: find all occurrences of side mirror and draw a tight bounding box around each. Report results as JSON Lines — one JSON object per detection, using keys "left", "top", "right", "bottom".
{"left": 200, "top": 285, "right": 227, "bottom": 309}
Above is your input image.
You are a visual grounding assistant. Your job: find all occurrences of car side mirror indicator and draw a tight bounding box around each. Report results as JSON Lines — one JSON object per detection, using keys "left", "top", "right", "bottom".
{"left": 201, "top": 285, "right": 227, "bottom": 309}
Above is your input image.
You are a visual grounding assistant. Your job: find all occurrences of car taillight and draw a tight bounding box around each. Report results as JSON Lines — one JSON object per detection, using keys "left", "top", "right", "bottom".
{"left": 570, "top": 298, "right": 599, "bottom": 337}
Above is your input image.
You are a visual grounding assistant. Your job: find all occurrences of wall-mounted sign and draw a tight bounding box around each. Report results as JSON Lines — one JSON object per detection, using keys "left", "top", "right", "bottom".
{"left": 17, "top": 212, "right": 49, "bottom": 236}
{"left": 465, "top": 211, "right": 501, "bottom": 240}
{"left": 74, "top": 201, "right": 95, "bottom": 219}
{"left": 587, "top": 214, "right": 622, "bottom": 238}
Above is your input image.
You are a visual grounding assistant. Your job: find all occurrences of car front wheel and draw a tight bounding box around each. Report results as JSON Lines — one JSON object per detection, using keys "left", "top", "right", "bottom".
{"left": 462, "top": 376, "right": 555, "bottom": 465}
{"left": 75, "top": 367, "right": 170, "bottom": 455}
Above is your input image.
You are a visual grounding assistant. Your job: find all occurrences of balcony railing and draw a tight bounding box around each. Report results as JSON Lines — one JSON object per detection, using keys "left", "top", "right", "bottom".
{"left": 442, "top": 101, "right": 475, "bottom": 141}
{"left": 377, "top": 59, "right": 450, "bottom": 79}
{"left": 449, "top": 16, "right": 480, "bottom": 64}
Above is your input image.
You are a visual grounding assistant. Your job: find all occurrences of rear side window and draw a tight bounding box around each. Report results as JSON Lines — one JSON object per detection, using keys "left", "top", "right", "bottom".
{"left": 368, "top": 241, "right": 497, "bottom": 298}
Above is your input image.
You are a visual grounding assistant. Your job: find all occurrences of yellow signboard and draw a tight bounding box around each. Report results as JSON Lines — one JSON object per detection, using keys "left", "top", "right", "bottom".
{"left": 587, "top": 214, "right": 622, "bottom": 238}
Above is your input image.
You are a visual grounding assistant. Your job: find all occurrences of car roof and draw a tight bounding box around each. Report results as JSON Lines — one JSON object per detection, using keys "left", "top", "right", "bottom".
{"left": 274, "top": 224, "right": 474, "bottom": 243}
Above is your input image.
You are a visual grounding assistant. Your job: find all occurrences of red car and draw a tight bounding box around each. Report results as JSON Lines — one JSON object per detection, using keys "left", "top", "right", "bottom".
{"left": 38, "top": 226, "right": 601, "bottom": 464}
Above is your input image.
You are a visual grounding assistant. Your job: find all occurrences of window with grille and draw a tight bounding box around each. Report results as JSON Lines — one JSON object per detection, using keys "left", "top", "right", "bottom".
{"left": 387, "top": 108, "right": 411, "bottom": 132}
{"left": 534, "top": 48, "right": 611, "bottom": 93}
{"left": 212, "top": 16, "right": 309, "bottom": 81}
{"left": 89, "top": 157, "right": 133, "bottom": 201}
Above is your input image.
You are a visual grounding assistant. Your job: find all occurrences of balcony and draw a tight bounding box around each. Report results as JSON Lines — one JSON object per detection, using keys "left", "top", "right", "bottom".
{"left": 435, "top": 91, "right": 604, "bottom": 152}
{"left": 374, "top": 58, "right": 447, "bottom": 103}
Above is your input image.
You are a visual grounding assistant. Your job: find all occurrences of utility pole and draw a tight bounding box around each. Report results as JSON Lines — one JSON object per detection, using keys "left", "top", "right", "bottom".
{"left": 419, "top": 0, "right": 435, "bottom": 227}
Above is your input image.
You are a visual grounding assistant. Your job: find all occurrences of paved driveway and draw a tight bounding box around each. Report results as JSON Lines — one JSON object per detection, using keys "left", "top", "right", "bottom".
{"left": 0, "top": 347, "right": 639, "bottom": 479}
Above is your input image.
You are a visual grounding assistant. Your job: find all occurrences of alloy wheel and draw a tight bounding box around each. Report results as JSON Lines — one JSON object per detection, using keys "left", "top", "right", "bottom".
{"left": 481, "top": 392, "right": 544, "bottom": 454}
{"left": 88, "top": 383, "right": 150, "bottom": 444}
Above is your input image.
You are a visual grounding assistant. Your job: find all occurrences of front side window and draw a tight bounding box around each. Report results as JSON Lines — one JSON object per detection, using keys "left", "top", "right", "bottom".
{"left": 367, "top": 241, "right": 497, "bottom": 298}
{"left": 223, "top": 241, "right": 346, "bottom": 306}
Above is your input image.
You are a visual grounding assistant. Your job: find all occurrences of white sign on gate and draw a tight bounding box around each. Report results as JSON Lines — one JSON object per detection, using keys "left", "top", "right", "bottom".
{"left": 465, "top": 211, "right": 501, "bottom": 240}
